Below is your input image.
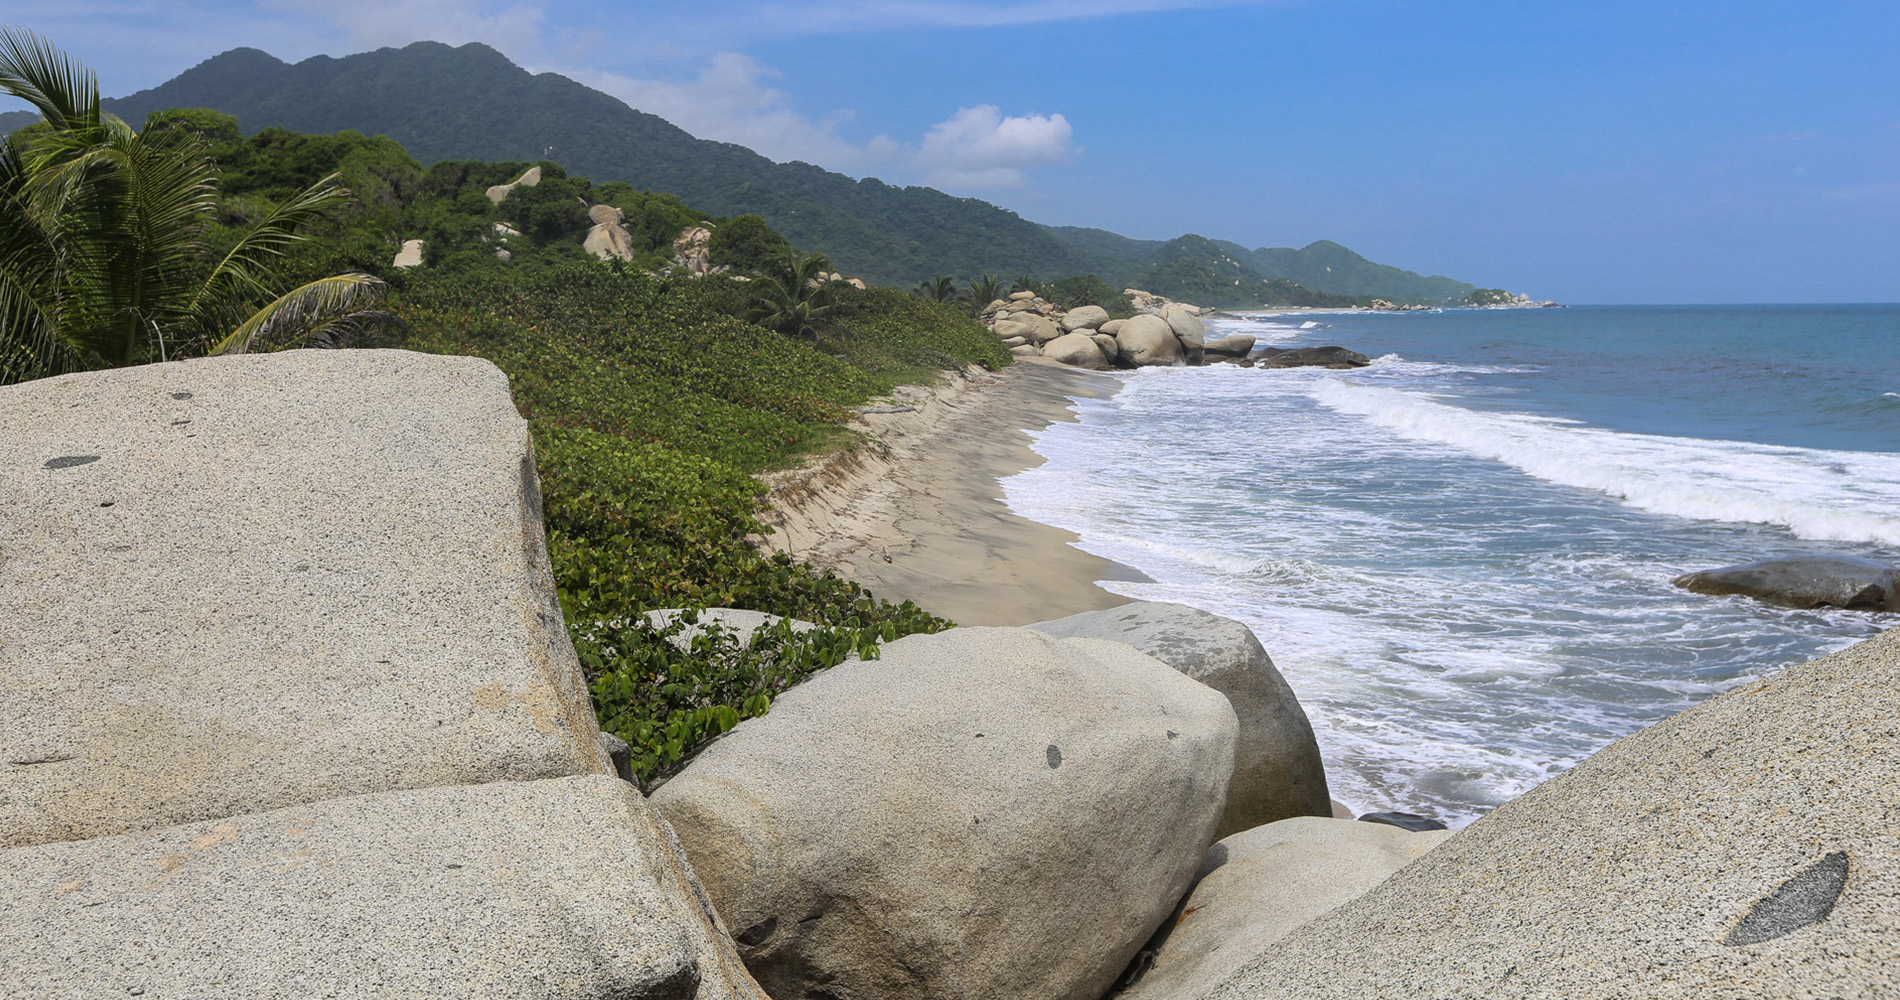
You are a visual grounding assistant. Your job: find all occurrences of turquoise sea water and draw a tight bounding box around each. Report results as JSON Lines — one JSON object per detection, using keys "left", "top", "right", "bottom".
{"left": 1002, "top": 305, "right": 1900, "bottom": 826}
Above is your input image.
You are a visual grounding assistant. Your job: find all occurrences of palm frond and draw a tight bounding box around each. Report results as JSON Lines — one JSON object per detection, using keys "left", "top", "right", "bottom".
{"left": 0, "top": 266, "right": 86, "bottom": 384}
{"left": 210, "top": 273, "right": 388, "bottom": 356}
{"left": 189, "top": 172, "right": 353, "bottom": 316}
{"left": 0, "top": 26, "right": 99, "bottom": 132}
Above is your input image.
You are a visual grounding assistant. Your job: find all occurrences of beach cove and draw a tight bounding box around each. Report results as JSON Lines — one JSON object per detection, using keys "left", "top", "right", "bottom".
{"left": 766, "top": 304, "right": 1900, "bottom": 826}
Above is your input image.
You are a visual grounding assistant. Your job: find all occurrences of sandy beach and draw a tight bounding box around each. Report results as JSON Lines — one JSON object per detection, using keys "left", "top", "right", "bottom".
{"left": 758, "top": 360, "right": 1145, "bottom": 626}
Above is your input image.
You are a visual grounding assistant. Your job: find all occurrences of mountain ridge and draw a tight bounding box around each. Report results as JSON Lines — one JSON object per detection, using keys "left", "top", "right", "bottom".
{"left": 5, "top": 40, "right": 1482, "bottom": 302}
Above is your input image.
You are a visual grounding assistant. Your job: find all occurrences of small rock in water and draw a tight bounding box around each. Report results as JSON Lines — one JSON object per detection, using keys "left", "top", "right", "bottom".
{"left": 1673, "top": 555, "right": 1900, "bottom": 613}
{"left": 1254, "top": 346, "right": 1371, "bottom": 369}
{"left": 1357, "top": 811, "right": 1448, "bottom": 832}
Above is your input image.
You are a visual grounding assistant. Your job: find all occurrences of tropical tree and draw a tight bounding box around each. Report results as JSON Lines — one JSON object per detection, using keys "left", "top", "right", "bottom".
{"left": 745, "top": 249, "right": 837, "bottom": 345}
{"left": 0, "top": 29, "right": 394, "bottom": 385}
{"left": 958, "top": 274, "right": 1004, "bottom": 316}
{"left": 912, "top": 274, "right": 957, "bottom": 303}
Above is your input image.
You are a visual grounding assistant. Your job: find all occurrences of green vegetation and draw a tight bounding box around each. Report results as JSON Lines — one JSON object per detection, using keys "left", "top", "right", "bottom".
{"left": 0, "top": 30, "right": 392, "bottom": 384}
{"left": 1127, "top": 236, "right": 1369, "bottom": 309}
{"left": 708, "top": 213, "right": 791, "bottom": 271}
{"left": 580, "top": 612, "right": 891, "bottom": 782}
{"left": 389, "top": 263, "right": 1003, "bottom": 779}
{"left": 4, "top": 33, "right": 1010, "bottom": 781}
{"left": 1463, "top": 288, "right": 1516, "bottom": 305}
{"left": 1225, "top": 239, "right": 1477, "bottom": 302}
{"left": 745, "top": 250, "right": 838, "bottom": 345}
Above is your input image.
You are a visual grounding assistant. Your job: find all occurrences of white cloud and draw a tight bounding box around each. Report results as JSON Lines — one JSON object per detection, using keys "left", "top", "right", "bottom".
{"left": 269, "top": 0, "right": 546, "bottom": 51}
{"left": 914, "top": 104, "right": 1076, "bottom": 189}
{"left": 572, "top": 54, "right": 900, "bottom": 170}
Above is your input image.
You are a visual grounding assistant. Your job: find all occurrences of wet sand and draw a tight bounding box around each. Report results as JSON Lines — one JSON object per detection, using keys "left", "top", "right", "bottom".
{"left": 758, "top": 360, "right": 1144, "bottom": 626}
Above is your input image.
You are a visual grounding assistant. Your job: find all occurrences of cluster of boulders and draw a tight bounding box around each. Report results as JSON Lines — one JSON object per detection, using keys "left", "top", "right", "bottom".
{"left": 7, "top": 352, "right": 1893, "bottom": 999}
{"left": 982, "top": 290, "right": 1259, "bottom": 370}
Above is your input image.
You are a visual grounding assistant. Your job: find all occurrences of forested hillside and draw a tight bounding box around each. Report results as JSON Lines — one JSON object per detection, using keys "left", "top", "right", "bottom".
{"left": 85, "top": 42, "right": 1101, "bottom": 288}
{"left": 10, "top": 39, "right": 1496, "bottom": 304}
{"left": 1219, "top": 239, "right": 1476, "bottom": 301}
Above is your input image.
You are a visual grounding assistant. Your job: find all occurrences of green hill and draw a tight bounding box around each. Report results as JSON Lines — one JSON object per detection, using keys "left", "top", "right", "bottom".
{"left": 0, "top": 39, "right": 1496, "bottom": 301}
{"left": 1217, "top": 239, "right": 1476, "bottom": 301}
{"left": 86, "top": 42, "right": 1101, "bottom": 288}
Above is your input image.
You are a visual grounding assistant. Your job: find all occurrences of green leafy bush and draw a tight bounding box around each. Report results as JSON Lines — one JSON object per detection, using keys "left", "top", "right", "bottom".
{"left": 579, "top": 611, "right": 893, "bottom": 783}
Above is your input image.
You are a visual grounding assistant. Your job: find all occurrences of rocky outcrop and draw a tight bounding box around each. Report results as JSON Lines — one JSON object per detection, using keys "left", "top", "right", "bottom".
{"left": 996, "top": 311, "right": 1063, "bottom": 344}
{"left": 1163, "top": 304, "right": 1206, "bottom": 365}
{"left": 1120, "top": 818, "right": 1452, "bottom": 1000}
{"left": 673, "top": 225, "right": 713, "bottom": 275}
{"left": 1, "top": 351, "right": 612, "bottom": 847}
{"left": 1202, "top": 334, "right": 1257, "bottom": 360}
{"left": 1199, "top": 624, "right": 1900, "bottom": 998}
{"left": 653, "top": 626, "right": 1238, "bottom": 1000}
{"left": 1673, "top": 556, "right": 1900, "bottom": 612}
{"left": 485, "top": 164, "right": 542, "bottom": 204}
{"left": 1043, "top": 331, "right": 1111, "bottom": 369}
{"left": 1118, "top": 313, "right": 1186, "bottom": 367}
{"left": 1028, "top": 602, "right": 1330, "bottom": 836}
{"left": 4, "top": 777, "right": 765, "bottom": 999}
{"left": 0, "top": 352, "right": 768, "bottom": 998}
{"left": 979, "top": 290, "right": 1220, "bottom": 370}
{"left": 1062, "top": 304, "right": 1112, "bottom": 332}
{"left": 392, "top": 238, "right": 424, "bottom": 268}
{"left": 584, "top": 204, "right": 637, "bottom": 261}
{"left": 1254, "top": 345, "right": 1372, "bottom": 369}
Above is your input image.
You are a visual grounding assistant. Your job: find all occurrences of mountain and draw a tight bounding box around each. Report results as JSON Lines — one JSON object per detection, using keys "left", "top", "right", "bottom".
{"left": 87, "top": 42, "right": 1100, "bottom": 288}
{"left": 7, "top": 40, "right": 1489, "bottom": 301}
{"left": 1214, "top": 239, "right": 1475, "bottom": 301}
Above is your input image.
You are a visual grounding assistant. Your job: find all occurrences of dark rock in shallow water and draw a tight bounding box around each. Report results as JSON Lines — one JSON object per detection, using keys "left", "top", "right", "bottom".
{"left": 1357, "top": 812, "right": 1448, "bottom": 832}
{"left": 1202, "top": 334, "right": 1257, "bottom": 358}
{"left": 1254, "top": 346, "right": 1371, "bottom": 369}
{"left": 1673, "top": 556, "right": 1900, "bottom": 612}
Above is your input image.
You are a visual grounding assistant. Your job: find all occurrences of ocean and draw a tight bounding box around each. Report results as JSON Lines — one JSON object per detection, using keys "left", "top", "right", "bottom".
{"left": 1002, "top": 305, "right": 1900, "bottom": 827}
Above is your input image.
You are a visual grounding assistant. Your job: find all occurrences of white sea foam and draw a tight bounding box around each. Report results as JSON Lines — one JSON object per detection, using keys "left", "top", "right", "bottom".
{"left": 1001, "top": 360, "right": 1892, "bottom": 827}
{"left": 1311, "top": 379, "right": 1900, "bottom": 546}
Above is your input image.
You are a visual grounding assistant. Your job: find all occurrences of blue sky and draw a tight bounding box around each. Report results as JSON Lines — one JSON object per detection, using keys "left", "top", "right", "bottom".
{"left": 6, "top": 0, "right": 1897, "bottom": 303}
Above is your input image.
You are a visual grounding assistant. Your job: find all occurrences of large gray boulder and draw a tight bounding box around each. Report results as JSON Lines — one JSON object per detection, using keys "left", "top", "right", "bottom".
{"left": 1203, "top": 624, "right": 1900, "bottom": 999}
{"left": 1202, "top": 334, "right": 1257, "bottom": 358}
{"left": 1122, "top": 818, "right": 1452, "bottom": 1000}
{"left": 485, "top": 164, "right": 542, "bottom": 203}
{"left": 1028, "top": 602, "right": 1330, "bottom": 836}
{"left": 1, "top": 776, "right": 766, "bottom": 999}
{"left": 0, "top": 351, "right": 612, "bottom": 848}
{"left": 1673, "top": 556, "right": 1900, "bottom": 612}
{"left": 1163, "top": 304, "right": 1207, "bottom": 364}
{"left": 1005, "top": 312, "right": 1063, "bottom": 343}
{"left": 1043, "top": 331, "right": 1111, "bottom": 369}
{"left": 1061, "top": 304, "right": 1112, "bottom": 332}
{"left": 1118, "top": 314, "right": 1186, "bottom": 367}
{"left": 653, "top": 626, "right": 1238, "bottom": 1000}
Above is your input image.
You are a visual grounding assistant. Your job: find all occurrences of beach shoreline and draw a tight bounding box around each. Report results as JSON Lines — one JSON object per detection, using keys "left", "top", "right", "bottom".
{"left": 758, "top": 359, "right": 1144, "bottom": 626}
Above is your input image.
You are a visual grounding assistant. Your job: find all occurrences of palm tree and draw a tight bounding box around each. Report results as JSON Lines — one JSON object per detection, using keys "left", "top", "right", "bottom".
{"left": 959, "top": 274, "right": 1003, "bottom": 316}
{"left": 0, "top": 29, "right": 395, "bottom": 385}
{"left": 912, "top": 274, "right": 957, "bottom": 303}
{"left": 746, "top": 249, "right": 837, "bottom": 346}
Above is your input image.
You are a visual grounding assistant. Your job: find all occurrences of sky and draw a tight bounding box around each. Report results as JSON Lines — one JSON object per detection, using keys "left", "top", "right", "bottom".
{"left": 5, "top": 0, "right": 1898, "bottom": 303}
